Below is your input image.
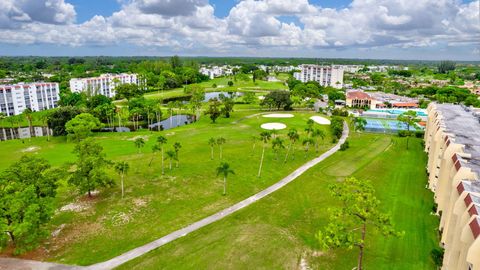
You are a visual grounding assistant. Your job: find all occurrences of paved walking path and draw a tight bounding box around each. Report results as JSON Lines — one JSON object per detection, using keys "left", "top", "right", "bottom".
{"left": 1, "top": 122, "right": 349, "bottom": 270}
{"left": 0, "top": 257, "right": 83, "bottom": 270}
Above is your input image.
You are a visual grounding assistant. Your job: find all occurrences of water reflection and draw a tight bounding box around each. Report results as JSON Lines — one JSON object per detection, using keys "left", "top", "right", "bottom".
{"left": 203, "top": 91, "right": 243, "bottom": 102}
{"left": 100, "top": 114, "right": 195, "bottom": 133}
{"left": 149, "top": 114, "right": 195, "bottom": 131}
{"left": 0, "top": 127, "right": 52, "bottom": 141}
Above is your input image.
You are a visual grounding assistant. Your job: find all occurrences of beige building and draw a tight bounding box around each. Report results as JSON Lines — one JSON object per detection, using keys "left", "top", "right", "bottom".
{"left": 424, "top": 103, "right": 480, "bottom": 270}
{"left": 345, "top": 90, "right": 419, "bottom": 109}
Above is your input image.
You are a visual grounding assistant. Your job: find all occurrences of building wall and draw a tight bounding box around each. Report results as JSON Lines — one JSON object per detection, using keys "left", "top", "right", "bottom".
{"left": 70, "top": 73, "right": 139, "bottom": 98}
{"left": 294, "top": 65, "right": 344, "bottom": 89}
{"left": 0, "top": 83, "right": 59, "bottom": 116}
{"left": 424, "top": 103, "right": 480, "bottom": 270}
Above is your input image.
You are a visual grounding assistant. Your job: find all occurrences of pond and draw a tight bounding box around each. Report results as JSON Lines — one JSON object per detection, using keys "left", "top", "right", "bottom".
{"left": 1, "top": 115, "right": 196, "bottom": 142}
{"left": 0, "top": 127, "right": 52, "bottom": 141}
{"left": 204, "top": 91, "right": 243, "bottom": 102}
{"left": 162, "top": 91, "right": 244, "bottom": 104}
{"left": 101, "top": 114, "right": 196, "bottom": 133}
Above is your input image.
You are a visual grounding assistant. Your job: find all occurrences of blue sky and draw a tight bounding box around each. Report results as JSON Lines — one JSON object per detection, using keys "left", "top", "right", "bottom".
{"left": 0, "top": 0, "right": 478, "bottom": 60}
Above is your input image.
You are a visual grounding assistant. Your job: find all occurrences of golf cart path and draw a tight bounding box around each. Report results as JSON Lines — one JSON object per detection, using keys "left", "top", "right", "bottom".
{"left": 85, "top": 122, "right": 349, "bottom": 270}
{"left": 1, "top": 122, "right": 349, "bottom": 270}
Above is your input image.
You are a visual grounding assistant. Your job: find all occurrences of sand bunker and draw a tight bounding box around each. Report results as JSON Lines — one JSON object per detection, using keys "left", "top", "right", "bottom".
{"left": 310, "top": 116, "right": 331, "bottom": 125}
{"left": 127, "top": 135, "right": 150, "bottom": 141}
{"left": 261, "top": 123, "right": 287, "bottom": 130}
{"left": 262, "top": 113, "right": 294, "bottom": 118}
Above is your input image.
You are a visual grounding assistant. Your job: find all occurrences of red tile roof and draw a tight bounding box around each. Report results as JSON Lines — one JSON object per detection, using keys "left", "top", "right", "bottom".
{"left": 347, "top": 91, "right": 372, "bottom": 100}
{"left": 391, "top": 102, "right": 418, "bottom": 107}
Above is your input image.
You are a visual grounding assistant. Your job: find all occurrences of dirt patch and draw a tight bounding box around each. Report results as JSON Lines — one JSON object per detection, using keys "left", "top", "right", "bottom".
{"left": 48, "top": 222, "right": 105, "bottom": 255}
{"left": 126, "top": 135, "right": 150, "bottom": 141}
{"left": 51, "top": 224, "right": 66, "bottom": 237}
{"left": 59, "top": 202, "right": 90, "bottom": 213}
{"left": 110, "top": 212, "right": 132, "bottom": 226}
{"left": 133, "top": 198, "right": 148, "bottom": 208}
{"left": 21, "top": 146, "right": 40, "bottom": 152}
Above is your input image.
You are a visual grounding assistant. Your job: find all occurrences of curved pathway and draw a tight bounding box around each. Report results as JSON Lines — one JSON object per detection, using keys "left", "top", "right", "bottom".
{"left": 1, "top": 122, "right": 349, "bottom": 270}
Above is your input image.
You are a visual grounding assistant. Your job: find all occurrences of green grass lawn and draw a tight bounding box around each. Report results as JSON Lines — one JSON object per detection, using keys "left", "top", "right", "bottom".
{"left": 117, "top": 133, "right": 439, "bottom": 270}
{"left": 143, "top": 76, "right": 287, "bottom": 101}
{"left": 0, "top": 110, "right": 333, "bottom": 265}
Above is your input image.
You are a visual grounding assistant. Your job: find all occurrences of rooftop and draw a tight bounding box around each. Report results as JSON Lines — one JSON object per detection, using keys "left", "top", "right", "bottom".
{"left": 436, "top": 104, "right": 480, "bottom": 177}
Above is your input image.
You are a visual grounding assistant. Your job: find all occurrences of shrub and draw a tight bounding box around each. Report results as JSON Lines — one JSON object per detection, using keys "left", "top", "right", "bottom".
{"left": 431, "top": 247, "right": 444, "bottom": 267}
{"left": 340, "top": 141, "right": 349, "bottom": 151}
{"left": 415, "top": 131, "right": 425, "bottom": 138}
{"left": 330, "top": 116, "right": 344, "bottom": 139}
{"left": 331, "top": 108, "right": 349, "bottom": 116}
{"left": 398, "top": 130, "right": 410, "bottom": 137}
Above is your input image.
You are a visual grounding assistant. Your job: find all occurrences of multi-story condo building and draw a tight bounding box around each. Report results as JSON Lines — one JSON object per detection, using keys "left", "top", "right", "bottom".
{"left": 424, "top": 103, "right": 480, "bottom": 270}
{"left": 69, "top": 73, "right": 139, "bottom": 98}
{"left": 293, "top": 65, "right": 344, "bottom": 89}
{"left": 0, "top": 82, "right": 59, "bottom": 116}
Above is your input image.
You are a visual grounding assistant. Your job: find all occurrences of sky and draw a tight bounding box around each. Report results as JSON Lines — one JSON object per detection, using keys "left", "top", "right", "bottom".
{"left": 0, "top": 0, "right": 479, "bottom": 60}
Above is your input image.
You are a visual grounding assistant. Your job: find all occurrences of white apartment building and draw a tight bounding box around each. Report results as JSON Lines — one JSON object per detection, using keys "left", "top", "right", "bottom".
{"left": 69, "top": 73, "right": 139, "bottom": 98}
{"left": 199, "top": 66, "right": 235, "bottom": 79}
{"left": 294, "top": 64, "right": 344, "bottom": 89}
{"left": 342, "top": 65, "right": 363, "bottom": 73}
{"left": 0, "top": 82, "right": 59, "bottom": 116}
{"left": 272, "top": 65, "right": 297, "bottom": 73}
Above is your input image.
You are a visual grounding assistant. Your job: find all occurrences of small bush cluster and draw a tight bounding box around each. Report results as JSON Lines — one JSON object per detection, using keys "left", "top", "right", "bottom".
{"left": 340, "top": 141, "right": 350, "bottom": 151}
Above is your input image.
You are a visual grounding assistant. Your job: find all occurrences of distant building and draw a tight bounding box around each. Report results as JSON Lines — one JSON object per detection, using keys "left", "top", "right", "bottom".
{"left": 0, "top": 82, "right": 59, "bottom": 116}
{"left": 199, "top": 65, "right": 236, "bottom": 79}
{"left": 425, "top": 103, "right": 480, "bottom": 270}
{"left": 341, "top": 65, "right": 363, "bottom": 73}
{"left": 293, "top": 64, "right": 344, "bottom": 89}
{"left": 69, "top": 73, "right": 139, "bottom": 98}
{"left": 272, "top": 65, "right": 296, "bottom": 73}
{"left": 346, "top": 89, "right": 418, "bottom": 109}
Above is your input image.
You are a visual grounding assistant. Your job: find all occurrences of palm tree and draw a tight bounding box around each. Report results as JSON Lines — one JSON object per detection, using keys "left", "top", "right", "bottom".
{"left": 312, "top": 129, "right": 326, "bottom": 153}
{"left": 167, "top": 101, "right": 175, "bottom": 127}
{"left": 271, "top": 129, "right": 278, "bottom": 139}
{"left": 208, "top": 137, "right": 216, "bottom": 160}
{"left": 285, "top": 128, "right": 299, "bottom": 163}
{"left": 353, "top": 117, "right": 367, "bottom": 132}
{"left": 134, "top": 137, "right": 145, "bottom": 153}
{"left": 22, "top": 108, "right": 33, "bottom": 140}
{"left": 114, "top": 161, "right": 129, "bottom": 198}
{"left": 173, "top": 142, "right": 182, "bottom": 167}
{"left": 302, "top": 137, "right": 315, "bottom": 158}
{"left": 216, "top": 137, "right": 226, "bottom": 159}
{"left": 271, "top": 137, "right": 285, "bottom": 160}
{"left": 251, "top": 135, "right": 258, "bottom": 155}
{"left": 39, "top": 114, "right": 50, "bottom": 142}
{"left": 154, "top": 102, "right": 163, "bottom": 131}
{"left": 305, "top": 120, "right": 314, "bottom": 137}
{"left": 166, "top": 149, "right": 177, "bottom": 170}
{"left": 157, "top": 135, "right": 168, "bottom": 174}
{"left": 149, "top": 144, "right": 161, "bottom": 167}
{"left": 257, "top": 131, "right": 272, "bottom": 177}
{"left": 216, "top": 162, "right": 235, "bottom": 196}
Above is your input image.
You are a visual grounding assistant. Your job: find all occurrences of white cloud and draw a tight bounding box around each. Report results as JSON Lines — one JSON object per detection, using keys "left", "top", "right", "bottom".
{"left": 0, "top": 0, "right": 477, "bottom": 57}
{"left": 134, "top": 0, "right": 208, "bottom": 17}
{"left": 0, "top": 0, "right": 75, "bottom": 28}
